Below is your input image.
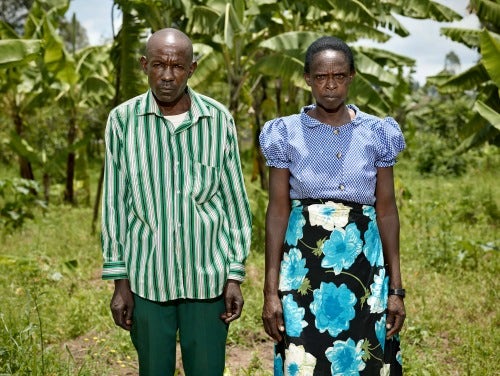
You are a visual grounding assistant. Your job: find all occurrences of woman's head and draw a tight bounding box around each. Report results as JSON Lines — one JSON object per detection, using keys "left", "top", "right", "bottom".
{"left": 304, "top": 36, "right": 355, "bottom": 74}
{"left": 303, "top": 36, "right": 355, "bottom": 113}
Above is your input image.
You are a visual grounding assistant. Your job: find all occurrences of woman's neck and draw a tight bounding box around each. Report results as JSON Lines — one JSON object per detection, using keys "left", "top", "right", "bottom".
{"left": 309, "top": 104, "right": 354, "bottom": 127}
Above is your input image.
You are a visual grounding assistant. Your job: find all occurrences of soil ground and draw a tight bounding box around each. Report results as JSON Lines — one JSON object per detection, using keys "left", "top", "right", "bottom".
{"left": 65, "top": 333, "right": 274, "bottom": 375}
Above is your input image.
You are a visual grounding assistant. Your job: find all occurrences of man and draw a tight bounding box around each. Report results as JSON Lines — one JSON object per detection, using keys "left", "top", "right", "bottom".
{"left": 101, "top": 28, "right": 252, "bottom": 376}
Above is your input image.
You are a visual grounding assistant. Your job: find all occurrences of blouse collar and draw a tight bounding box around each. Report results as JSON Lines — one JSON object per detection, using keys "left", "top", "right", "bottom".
{"left": 300, "top": 104, "right": 361, "bottom": 128}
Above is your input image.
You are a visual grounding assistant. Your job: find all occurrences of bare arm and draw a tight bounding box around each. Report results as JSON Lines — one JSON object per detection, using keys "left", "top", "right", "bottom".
{"left": 375, "top": 166, "right": 406, "bottom": 338}
{"left": 261, "top": 167, "right": 291, "bottom": 342}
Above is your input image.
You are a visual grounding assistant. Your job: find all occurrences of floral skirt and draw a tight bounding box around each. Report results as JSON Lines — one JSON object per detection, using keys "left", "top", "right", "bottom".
{"left": 274, "top": 199, "right": 402, "bottom": 376}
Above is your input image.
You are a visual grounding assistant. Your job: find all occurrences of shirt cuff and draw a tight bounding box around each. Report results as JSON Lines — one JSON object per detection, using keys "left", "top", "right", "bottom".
{"left": 228, "top": 262, "right": 246, "bottom": 282}
{"left": 102, "top": 261, "right": 128, "bottom": 280}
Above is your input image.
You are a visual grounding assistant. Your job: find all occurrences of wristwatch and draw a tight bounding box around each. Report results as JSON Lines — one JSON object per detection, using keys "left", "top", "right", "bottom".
{"left": 388, "top": 288, "right": 406, "bottom": 298}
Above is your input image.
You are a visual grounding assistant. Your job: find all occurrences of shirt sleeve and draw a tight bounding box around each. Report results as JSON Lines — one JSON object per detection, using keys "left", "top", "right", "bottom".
{"left": 259, "top": 117, "right": 290, "bottom": 168}
{"left": 220, "top": 117, "right": 252, "bottom": 282}
{"left": 374, "top": 116, "right": 406, "bottom": 168}
{"left": 101, "top": 112, "right": 129, "bottom": 280}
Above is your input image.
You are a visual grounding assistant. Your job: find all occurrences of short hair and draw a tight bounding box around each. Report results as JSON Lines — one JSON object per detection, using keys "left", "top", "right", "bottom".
{"left": 304, "top": 36, "right": 355, "bottom": 74}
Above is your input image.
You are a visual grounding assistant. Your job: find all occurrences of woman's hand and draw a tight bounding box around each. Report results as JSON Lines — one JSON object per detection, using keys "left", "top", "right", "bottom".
{"left": 262, "top": 293, "right": 285, "bottom": 342}
{"left": 386, "top": 295, "right": 406, "bottom": 338}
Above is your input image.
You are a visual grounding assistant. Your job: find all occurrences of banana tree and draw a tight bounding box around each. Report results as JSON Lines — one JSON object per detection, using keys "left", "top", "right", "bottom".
{"left": 1, "top": 0, "right": 115, "bottom": 204}
{"left": 0, "top": 17, "right": 43, "bottom": 180}
{"left": 429, "top": 0, "right": 500, "bottom": 151}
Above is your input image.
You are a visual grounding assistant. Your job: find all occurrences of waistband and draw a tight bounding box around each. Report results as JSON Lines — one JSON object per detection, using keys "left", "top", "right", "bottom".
{"left": 292, "top": 198, "right": 371, "bottom": 213}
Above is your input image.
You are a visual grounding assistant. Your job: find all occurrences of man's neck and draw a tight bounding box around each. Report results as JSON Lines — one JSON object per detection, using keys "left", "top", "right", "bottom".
{"left": 155, "top": 92, "right": 191, "bottom": 116}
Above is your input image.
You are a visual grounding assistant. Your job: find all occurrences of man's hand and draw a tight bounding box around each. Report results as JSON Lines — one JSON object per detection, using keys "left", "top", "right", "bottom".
{"left": 386, "top": 295, "right": 406, "bottom": 339}
{"left": 220, "top": 279, "right": 244, "bottom": 324}
{"left": 262, "top": 293, "right": 285, "bottom": 342}
{"left": 110, "top": 279, "right": 134, "bottom": 331}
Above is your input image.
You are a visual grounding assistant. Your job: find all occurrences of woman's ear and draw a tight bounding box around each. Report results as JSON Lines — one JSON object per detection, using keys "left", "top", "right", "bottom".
{"left": 304, "top": 73, "right": 312, "bottom": 86}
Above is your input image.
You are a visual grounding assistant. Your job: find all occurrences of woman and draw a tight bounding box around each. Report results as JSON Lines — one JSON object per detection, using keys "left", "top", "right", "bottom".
{"left": 260, "top": 36, "right": 406, "bottom": 375}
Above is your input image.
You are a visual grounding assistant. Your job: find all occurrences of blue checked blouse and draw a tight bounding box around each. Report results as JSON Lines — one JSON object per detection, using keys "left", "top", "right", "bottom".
{"left": 259, "top": 104, "right": 406, "bottom": 205}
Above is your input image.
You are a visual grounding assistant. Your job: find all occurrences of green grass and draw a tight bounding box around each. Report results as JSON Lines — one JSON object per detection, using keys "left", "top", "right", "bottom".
{"left": 395, "top": 159, "right": 499, "bottom": 376}
{"left": 0, "top": 156, "right": 498, "bottom": 375}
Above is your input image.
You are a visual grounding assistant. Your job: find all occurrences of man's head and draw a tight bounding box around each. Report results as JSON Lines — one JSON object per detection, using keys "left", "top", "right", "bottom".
{"left": 140, "top": 28, "right": 197, "bottom": 109}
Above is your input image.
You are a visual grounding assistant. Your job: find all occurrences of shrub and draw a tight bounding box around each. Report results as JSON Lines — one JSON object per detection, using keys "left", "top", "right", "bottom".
{"left": 0, "top": 178, "right": 46, "bottom": 231}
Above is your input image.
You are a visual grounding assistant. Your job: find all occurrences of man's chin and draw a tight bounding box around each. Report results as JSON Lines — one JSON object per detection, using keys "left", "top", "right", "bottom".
{"left": 153, "top": 91, "right": 180, "bottom": 105}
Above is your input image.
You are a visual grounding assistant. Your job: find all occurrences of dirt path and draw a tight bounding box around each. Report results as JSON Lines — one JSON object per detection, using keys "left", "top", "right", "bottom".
{"left": 65, "top": 333, "right": 274, "bottom": 375}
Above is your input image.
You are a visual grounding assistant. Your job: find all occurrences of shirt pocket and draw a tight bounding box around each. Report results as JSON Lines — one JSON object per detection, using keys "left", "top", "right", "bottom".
{"left": 190, "top": 161, "right": 221, "bottom": 203}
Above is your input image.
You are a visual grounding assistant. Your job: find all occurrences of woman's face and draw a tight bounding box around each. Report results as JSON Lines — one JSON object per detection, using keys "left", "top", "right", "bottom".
{"left": 304, "top": 50, "right": 354, "bottom": 112}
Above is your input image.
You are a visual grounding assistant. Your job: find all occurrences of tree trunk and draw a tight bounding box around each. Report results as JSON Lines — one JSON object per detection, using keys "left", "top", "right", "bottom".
{"left": 43, "top": 172, "right": 50, "bottom": 203}
{"left": 64, "top": 114, "right": 77, "bottom": 204}
{"left": 13, "top": 111, "right": 34, "bottom": 180}
{"left": 91, "top": 163, "right": 104, "bottom": 235}
{"left": 251, "top": 79, "right": 268, "bottom": 190}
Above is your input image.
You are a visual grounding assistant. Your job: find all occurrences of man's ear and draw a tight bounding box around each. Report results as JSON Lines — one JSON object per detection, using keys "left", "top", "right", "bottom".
{"left": 188, "top": 61, "right": 198, "bottom": 78}
{"left": 140, "top": 56, "right": 148, "bottom": 73}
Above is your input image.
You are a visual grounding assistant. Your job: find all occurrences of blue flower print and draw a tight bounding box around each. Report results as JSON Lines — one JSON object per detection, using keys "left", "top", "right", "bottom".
{"left": 282, "top": 294, "right": 308, "bottom": 337}
{"left": 396, "top": 350, "right": 403, "bottom": 365}
{"left": 375, "top": 316, "right": 386, "bottom": 350}
{"left": 279, "top": 248, "right": 309, "bottom": 291}
{"left": 274, "top": 351, "right": 284, "bottom": 376}
{"left": 284, "top": 343, "right": 316, "bottom": 375}
{"left": 322, "top": 223, "right": 362, "bottom": 274}
{"left": 325, "top": 338, "right": 366, "bottom": 376}
{"left": 362, "top": 205, "right": 376, "bottom": 221}
{"left": 362, "top": 221, "right": 384, "bottom": 267}
{"left": 310, "top": 282, "right": 357, "bottom": 337}
{"left": 367, "top": 268, "right": 389, "bottom": 313}
{"left": 285, "top": 206, "right": 306, "bottom": 246}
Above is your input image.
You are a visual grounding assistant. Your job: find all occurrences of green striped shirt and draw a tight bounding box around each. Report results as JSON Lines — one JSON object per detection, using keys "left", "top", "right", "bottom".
{"left": 101, "top": 88, "right": 252, "bottom": 302}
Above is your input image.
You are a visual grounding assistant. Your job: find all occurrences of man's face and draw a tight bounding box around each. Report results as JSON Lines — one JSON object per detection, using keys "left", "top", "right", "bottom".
{"left": 141, "top": 44, "right": 196, "bottom": 106}
{"left": 304, "top": 50, "right": 354, "bottom": 112}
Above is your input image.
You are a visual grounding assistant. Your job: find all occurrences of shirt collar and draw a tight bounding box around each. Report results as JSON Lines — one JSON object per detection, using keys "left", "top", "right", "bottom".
{"left": 136, "top": 87, "right": 212, "bottom": 125}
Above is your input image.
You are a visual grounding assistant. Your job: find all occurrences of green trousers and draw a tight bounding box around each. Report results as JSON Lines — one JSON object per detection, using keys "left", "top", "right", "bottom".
{"left": 130, "top": 294, "right": 229, "bottom": 376}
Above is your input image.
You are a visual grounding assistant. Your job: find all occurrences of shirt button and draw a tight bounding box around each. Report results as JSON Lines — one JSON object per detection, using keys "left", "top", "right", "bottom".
{"left": 336, "top": 152, "right": 342, "bottom": 159}
{"left": 339, "top": 184, "right": 345, "bottom": 190}
{"left": 333, "top": 128, "right": 339, "bottom": 135}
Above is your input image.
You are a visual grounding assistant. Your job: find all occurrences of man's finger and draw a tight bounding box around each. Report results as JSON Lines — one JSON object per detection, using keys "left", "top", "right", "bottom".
{"left": 225, "top": 299, "right": 233, "bottom": 319}
{"left": 124, "top": 305, "right": 134, "bottom": 329}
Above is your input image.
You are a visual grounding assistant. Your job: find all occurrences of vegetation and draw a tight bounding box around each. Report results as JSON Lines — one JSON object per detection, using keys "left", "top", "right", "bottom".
{"left": 0, "top": 154, "right": 498, "bottom": 375}
{"left": 0, "top": 0, "right": 499, "bottom": 375}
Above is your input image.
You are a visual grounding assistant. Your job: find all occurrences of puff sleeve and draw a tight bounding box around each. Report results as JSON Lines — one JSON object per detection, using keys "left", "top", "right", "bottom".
{"left": 259, "top": 118, "right": 290, "bottom": 168}
{"left": 374, "top": 116, "right": 406, "bottom": 167}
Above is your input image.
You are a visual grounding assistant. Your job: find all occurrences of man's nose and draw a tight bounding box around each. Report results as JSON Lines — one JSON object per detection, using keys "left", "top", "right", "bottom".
{"left": 161, "top": 66, "right": 174, "bottom": 80}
